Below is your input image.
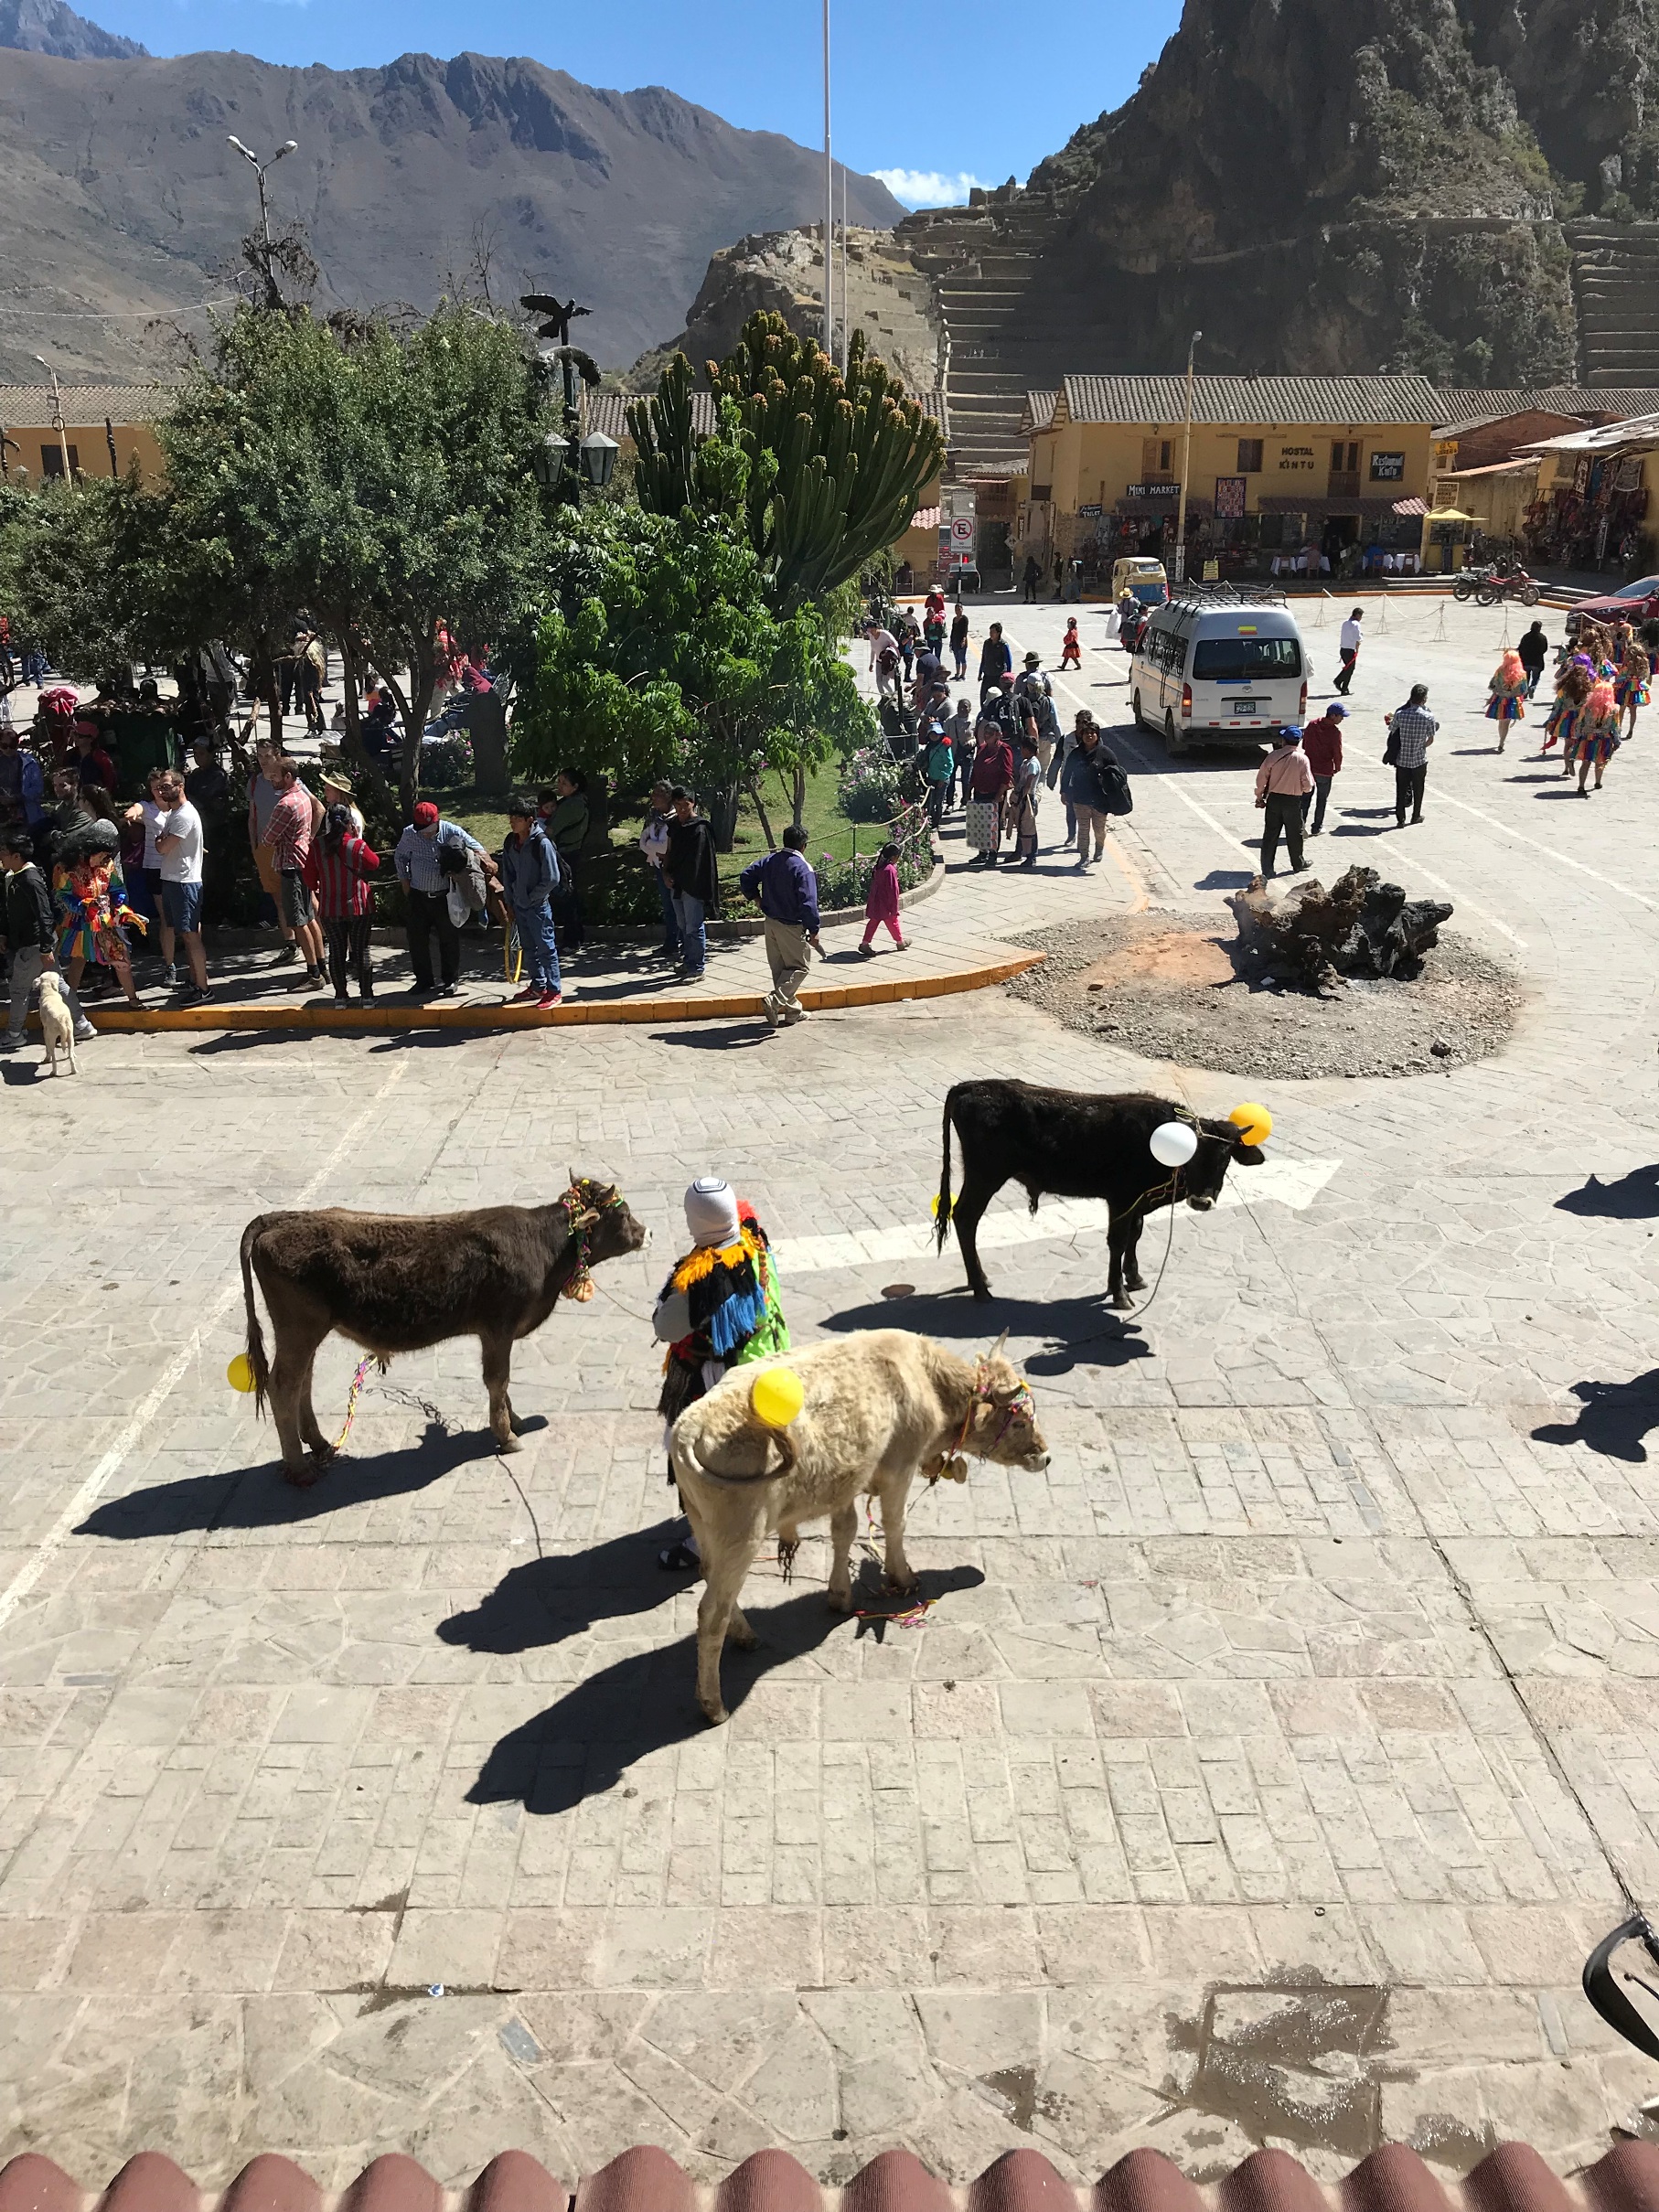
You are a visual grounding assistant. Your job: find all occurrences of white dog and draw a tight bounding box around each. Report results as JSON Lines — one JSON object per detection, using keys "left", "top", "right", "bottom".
{"left": 37, "top": 971, "right": 77, "bottom": 1076}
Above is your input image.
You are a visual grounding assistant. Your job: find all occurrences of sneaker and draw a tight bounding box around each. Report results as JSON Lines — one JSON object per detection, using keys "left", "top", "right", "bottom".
{"left": 304, "top": 968, "right": 326, "bottom": 991}
{"left": 331, "top": 994, "right": 350, "bottom": 1009}
{"left": 857, "top": 943, "right": 874, "bottom": 959}
{"left": 72, "top": 1021, "right": 96, "bottom": 1042}
{"left": 895, "top": 938, "right": 909, "bottom": 950}
{"left": 429, "top": 981, "right": 459, "bottom": 999}
{"left": 273, "top": 943, "right": 299, "bottom": 967}
{"left": 177, "top": 983, "right": 207, "bottom": 1005}
{"left": 0, "top": 1038, "right": 20, "bottom": 1054}
{"left": 783, "top": 1007, "right": 810, "bottom": 1025}
{"left": 508, "top": 985, "right": 542, "bottom": 1004}
{"left": 158, "top": 962, "right": 177, "bottom": 988}
{"left": 537, "top": 990, "right": 562, "bottom": 1009}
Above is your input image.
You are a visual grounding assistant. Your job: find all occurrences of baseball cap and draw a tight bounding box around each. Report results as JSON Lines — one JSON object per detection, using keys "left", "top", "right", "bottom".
{"left": 1278, "top": 723, "right": 1304, "bottom": 742}
{"left": 1326, "top": 703, "right": 1348, "bottom": 720}
{"left": 412, "top": 801, "right": 440, "bottom": 828}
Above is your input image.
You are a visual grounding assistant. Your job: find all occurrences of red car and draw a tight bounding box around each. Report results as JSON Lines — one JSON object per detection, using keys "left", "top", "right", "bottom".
{"left": 1569, "top": 574, "right": 1659, "bottom": 625}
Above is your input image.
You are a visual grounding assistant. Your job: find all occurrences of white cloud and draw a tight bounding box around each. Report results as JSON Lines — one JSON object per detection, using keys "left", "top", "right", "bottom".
{"left": 872, "top": 167, "right": 990, "bottom": 209}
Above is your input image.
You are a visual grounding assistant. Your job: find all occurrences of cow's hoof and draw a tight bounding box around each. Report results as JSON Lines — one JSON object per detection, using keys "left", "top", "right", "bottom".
{"left": 727, "top": 1622, "right": 758, "bottom": 1651}
{"left": 1108, "top": 1294, "right": 1134, "bottom": 1311}
{"left": 495, "top": 1433, "right": 522, "bottom": 1455}
{"left": 699, "top": 1700, "right": 730, "bottom": 1728}
{"left": 1124, "top": 1277, "right": 1147, "bottom": 1294}
{"left": 884, "top": 1574, "right": 919, "bottom": 1598}
{"left": 283, "top": 1463, "right": 326, "bottom": 1488}
{"left": 308, "top": 1441, "right": 337, "bottom": 1464}
{"left": 826, "top": 1587, "right": 854, "bottom": 1614}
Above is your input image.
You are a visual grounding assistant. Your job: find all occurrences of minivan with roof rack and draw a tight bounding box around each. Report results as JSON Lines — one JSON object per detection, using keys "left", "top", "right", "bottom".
{"left": 1129, "top": 584, "right": 1310, "bottom": 756}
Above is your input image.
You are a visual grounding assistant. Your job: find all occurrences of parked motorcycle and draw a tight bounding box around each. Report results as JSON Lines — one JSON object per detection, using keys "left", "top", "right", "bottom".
{"left": 1585, "top": 1913, "right": 1659, "bottom": 2061}
{"left": 1476, "top": 567, "right": 1541, "bottom": 607}
{"left": 1453, "top": 563, "right": 1497, "bottom": 603}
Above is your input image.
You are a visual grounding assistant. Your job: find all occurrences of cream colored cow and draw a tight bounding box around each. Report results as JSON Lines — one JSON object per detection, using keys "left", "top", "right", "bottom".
{"left": 669, "top": 1328, "right": 1049, "bottom": 1724}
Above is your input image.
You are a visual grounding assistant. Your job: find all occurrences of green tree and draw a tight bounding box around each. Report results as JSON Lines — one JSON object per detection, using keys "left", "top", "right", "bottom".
{"left": 512, "top": 503, "right": 871, "bottom": 843}
{"left": 153, "top": 299, "right": 554, "bottom": 814}
{"left": 629, "top": 313, "right": 944, "bottom": 614}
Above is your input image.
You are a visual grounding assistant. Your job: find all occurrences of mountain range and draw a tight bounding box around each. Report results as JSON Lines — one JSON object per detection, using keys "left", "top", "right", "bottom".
{"left": 0, "top": 6, "right": 902, "bottom": 382}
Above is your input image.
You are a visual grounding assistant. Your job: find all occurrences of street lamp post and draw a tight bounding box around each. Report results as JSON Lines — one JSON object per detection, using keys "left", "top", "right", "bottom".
{"left": 533, "top": 428, "right": 619, "bottom": 499}
{"left": 33, "top": 357, "right": 70, "bottom": 482}
{"left": 226, "top": 134, "right": 298, "bottom": 253}
{"left": 1175, "top": 328, "right": 1203, "bottom": 585}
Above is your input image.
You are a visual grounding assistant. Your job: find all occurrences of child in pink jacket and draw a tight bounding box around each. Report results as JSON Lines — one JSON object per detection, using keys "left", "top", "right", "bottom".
{"left": 858, "top": 842, "right": 907, "bottom": 955}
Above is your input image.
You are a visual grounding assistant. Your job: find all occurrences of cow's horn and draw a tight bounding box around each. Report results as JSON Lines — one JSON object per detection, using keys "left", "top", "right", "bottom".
{"left": 988, "top": 1329, "right": 1009, "bottom": 1360}
{"left": 567, "top": 1165, "right": 581, "bottom": 1191}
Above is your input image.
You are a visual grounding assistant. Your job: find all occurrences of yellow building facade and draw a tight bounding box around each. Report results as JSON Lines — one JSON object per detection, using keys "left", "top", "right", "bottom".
{"left": 1023, "top": 374, "right": 1440, "bottom": 586}
{"left": 0, "top": 384, "right": 172, "bottom": 485}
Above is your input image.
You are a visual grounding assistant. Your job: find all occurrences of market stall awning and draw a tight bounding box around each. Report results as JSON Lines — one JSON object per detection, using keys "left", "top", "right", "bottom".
{"left": 1425, "top": 507, "right": 1476, "bottom": 522}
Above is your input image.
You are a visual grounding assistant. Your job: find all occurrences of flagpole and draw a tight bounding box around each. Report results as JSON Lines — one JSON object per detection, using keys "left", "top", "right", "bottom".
{"left": 823, "top": 0, "right": 833, "bottom": 358}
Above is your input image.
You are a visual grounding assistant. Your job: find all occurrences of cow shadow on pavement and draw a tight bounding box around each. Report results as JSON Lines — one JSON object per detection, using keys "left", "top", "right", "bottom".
{"left": 1557, "top": 1165, "right": 1659, "bottom": 1219}
{"left": 437, "top": 1518, "right": 686, "bottom": 1651}
{"left": 1532, "top": 1372, "right": 1659, "bottom": 1462}
{"left": 76, "top": 1416, "right": 502, "bottom": 1538}
{"left": 465, "top": 1564, "right": 985, "bottom": 1812}
{"left": 820, "top": 1288, "right": 1151, "bottom": 1375}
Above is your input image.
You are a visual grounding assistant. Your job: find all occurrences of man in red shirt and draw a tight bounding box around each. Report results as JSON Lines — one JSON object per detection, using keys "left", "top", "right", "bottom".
{"left": 259, "top": 755, "right": 326, "bottom": 988}
{"left": 1300, "top": 702, "right": 1346, "bottom": 835}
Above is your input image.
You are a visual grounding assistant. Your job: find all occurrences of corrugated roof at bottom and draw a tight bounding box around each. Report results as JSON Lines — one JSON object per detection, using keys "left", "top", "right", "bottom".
{"left": 1059, "top": 374, "right": 1440, "bottom": 427}
{"left": 7, "top": 2140, "right": 1659, "bottom": 2212}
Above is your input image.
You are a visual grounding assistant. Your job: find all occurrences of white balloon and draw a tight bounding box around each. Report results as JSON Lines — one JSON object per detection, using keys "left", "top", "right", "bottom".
{"left": 1150, "top": 1120, "right": 1198, "bottom": 1168}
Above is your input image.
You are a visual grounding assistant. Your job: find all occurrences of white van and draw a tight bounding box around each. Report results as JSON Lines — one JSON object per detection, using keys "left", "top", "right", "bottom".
{"left": 1129, "top": 590, "right": 1309, "bottom": 756}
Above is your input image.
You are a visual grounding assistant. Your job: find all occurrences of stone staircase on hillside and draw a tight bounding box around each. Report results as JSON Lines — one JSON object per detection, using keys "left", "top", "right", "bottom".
{"left": 898, "top": 202, "right": 1058, "bottom": 473}
{"left": 1568, "top": 223, "right": 1659, "bottom": 386}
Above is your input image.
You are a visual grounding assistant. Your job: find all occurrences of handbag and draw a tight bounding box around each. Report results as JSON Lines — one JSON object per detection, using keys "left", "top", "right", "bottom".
{"left": 1095, "top": 753, "right": 1133, "bottom": 817}
{"left": 1383, "top": 731, "right": 1400, "bottom": 765}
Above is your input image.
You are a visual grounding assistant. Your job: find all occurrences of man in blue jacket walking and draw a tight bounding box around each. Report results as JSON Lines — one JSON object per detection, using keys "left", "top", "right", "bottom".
{"left": 499, "top": 796, "right": 562, "bottom": 1008}
{"left": 739, "top": 822, "right": 822, "bottom": 1029}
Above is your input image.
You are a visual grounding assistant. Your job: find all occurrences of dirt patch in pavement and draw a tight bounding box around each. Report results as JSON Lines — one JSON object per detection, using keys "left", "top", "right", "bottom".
{"left": 1006, "top": 908, "right": 1521, "bottom": 1080}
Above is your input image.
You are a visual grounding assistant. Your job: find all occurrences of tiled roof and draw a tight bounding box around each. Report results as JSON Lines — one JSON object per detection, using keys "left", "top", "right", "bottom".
{"left": 587, "top": 390, "right": 719, "bottom": 441}
{"left": 1059, "top": 374, "right": 1440, "bottom": 427}
{"left": 1023, "top": 390, "right": 1059, "bottom": 433}
{"left": 0, "top": 383, "right": 177, "bottom": 428}
{"left": 5, "top": 2141, "right": 1659, "bottom": 2212}
{"left": 1431, "top": 386, "right": 1659, "bottom": 432}
{"left": 910, "top": 506, "right": 941, "bottom": 529}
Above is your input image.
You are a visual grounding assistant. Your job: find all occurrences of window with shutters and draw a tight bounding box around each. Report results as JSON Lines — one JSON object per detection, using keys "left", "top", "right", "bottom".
{"left": 1236, "top": 438, "right": 1264, "bottom": 473}
{"left": 1141, "top": 436, "right": 1161, "bottom": 477}
{"left": 41, "top": 443, "right": 80, "bottom": 477}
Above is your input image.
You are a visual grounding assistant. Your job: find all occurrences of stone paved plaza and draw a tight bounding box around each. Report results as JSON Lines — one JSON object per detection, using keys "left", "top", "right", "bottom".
{"left": 5, "top": 599, "right": 1659, "bottom": 2183}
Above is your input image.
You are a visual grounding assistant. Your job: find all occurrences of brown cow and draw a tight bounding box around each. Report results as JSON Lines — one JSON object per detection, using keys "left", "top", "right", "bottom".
{"left": 239, "top": 1176, "right": 647, "bottom": 1479}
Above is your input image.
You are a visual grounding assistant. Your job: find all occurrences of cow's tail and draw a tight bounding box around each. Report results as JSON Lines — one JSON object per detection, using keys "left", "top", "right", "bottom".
{"left": 239, "top": 1216, "right": 273, "bottom": 1421}
{"left": 936, "top": 1088, "right": 958, "bottom": 1250}
{"left": 670, "top": 1417, "right": 796, "bottom": 1492}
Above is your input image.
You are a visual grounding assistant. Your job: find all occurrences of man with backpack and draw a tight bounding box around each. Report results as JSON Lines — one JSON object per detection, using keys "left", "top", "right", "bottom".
{"left": 393, "top": 801, "right": 487, "bottom": 999}
{"left": 1013, "top": 653, "right": 1061, "bottom": 769}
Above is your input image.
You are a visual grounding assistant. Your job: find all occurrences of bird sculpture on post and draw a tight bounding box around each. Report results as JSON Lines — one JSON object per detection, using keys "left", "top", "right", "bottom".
{"left": 521, "top": 294, "right": 594, "bottom": 431}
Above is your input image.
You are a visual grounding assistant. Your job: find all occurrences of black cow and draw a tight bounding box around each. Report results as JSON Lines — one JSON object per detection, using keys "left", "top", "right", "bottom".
{"left": 240, "top": 1176, "right": 648, "bottom": 1479}
{"left": 937, "top": 1082, "right": 1264, "bottom": 1305}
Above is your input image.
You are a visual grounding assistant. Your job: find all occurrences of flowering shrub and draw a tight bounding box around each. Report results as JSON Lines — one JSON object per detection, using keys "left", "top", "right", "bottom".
{"left": 837, "top": 747, "right": 904, "bottom": 822}
{"left": 419, "top": 730, "right": 475, "bottom": 790}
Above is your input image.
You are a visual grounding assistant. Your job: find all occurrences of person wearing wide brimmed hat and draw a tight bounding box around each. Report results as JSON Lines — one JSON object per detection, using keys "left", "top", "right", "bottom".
{"left": 318, "top": 764, "right": 365, "bottom": 836}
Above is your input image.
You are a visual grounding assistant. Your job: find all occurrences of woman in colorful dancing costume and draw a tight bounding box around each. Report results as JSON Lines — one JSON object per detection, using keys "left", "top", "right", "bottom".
{"left": 1615, "top": 641, "right": 1651, "bottom": 741}
{"left": 1569, "top": 678, "right": 1622, "bottom": 796}
{"left": 1484, "top": 650, "right": 1527, "bottom": 753}
{"left": 53, "top": 818, "right": 143, "bottom": 1007}
{"left": 654, "top": 1176, "right": 788, "bottom": 1571}
{"left": 1543, "top": 658, "right": 1591, "bottom": 769}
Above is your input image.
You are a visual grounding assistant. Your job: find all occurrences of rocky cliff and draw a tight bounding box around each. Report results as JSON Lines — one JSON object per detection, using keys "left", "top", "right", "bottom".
{"left": 0, "top": 0, "right": 144, "bottom": 58}
{"left": 0, "top": 39, "right": 902, "bottom": 381}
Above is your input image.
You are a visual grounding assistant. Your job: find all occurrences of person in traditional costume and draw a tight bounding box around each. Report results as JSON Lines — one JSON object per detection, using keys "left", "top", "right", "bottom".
{"left": 1484, "top": 650, "right": 1527, "bottom": 753}
{"left": 654, "top": 1177, "right": 788, "bottom": 1571}
{"left": 1570, "top": 678, "right": 1622, "bottom": 795}
{"left": 52, "top": 818, "right": 144, "bottom": 1006}
{"left": 1615, "top": 642, "right": 1651, "bottom": 740}
{"left": 1544, "top": 658, "right": 1592, "bottom": 769}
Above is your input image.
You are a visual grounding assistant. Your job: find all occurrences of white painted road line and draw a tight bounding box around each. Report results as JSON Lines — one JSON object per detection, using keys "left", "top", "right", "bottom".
{"left": 1426, "top": 782, "right": 1657, "bottom": 914}
{"left": 0, "top": 1064, "right": 409, "bottom": 1635}
{"left": 775, "top": 1158, "right": 1342, "bottom": 1275}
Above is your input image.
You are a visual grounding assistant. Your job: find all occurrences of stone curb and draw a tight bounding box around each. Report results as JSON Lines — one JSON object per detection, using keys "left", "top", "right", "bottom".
{"left": 66, "top": 947, "right": 1044, "bottom": 1033}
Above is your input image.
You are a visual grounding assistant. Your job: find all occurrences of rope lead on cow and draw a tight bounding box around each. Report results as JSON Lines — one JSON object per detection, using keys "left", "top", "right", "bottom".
{"left": 332, "top": 1354, "right": 385, "bottom": 1452}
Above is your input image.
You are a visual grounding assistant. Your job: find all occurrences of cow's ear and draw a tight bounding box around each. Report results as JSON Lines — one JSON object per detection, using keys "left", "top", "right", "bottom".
{"left": 1234, "top": 1142, "right": 1265, "bottom": 1166}
{"left": 573, "top": 1208, "right": 600, "bottom": 1230}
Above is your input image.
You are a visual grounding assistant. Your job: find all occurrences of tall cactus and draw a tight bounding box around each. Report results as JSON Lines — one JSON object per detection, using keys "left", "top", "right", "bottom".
{"left": 632, "top": 313, "right": 945, "bottom": 611}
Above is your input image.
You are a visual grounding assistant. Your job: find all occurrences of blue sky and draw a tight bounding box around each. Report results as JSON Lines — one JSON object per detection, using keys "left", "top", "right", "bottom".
{"left": 86, "top": 0, "right": 1183, "bottom": 205}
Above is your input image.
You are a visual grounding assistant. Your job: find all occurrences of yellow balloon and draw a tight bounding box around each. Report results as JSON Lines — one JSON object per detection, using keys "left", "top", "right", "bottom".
{"left": 226, "top": 1352, "right": 256, "bottom": 1395}
{"left": 750, "top": 1364, "right": 805, "bottom": 1429}
{"left": 1229, "top": 1102, "right": 1273, "bottom": 1147}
